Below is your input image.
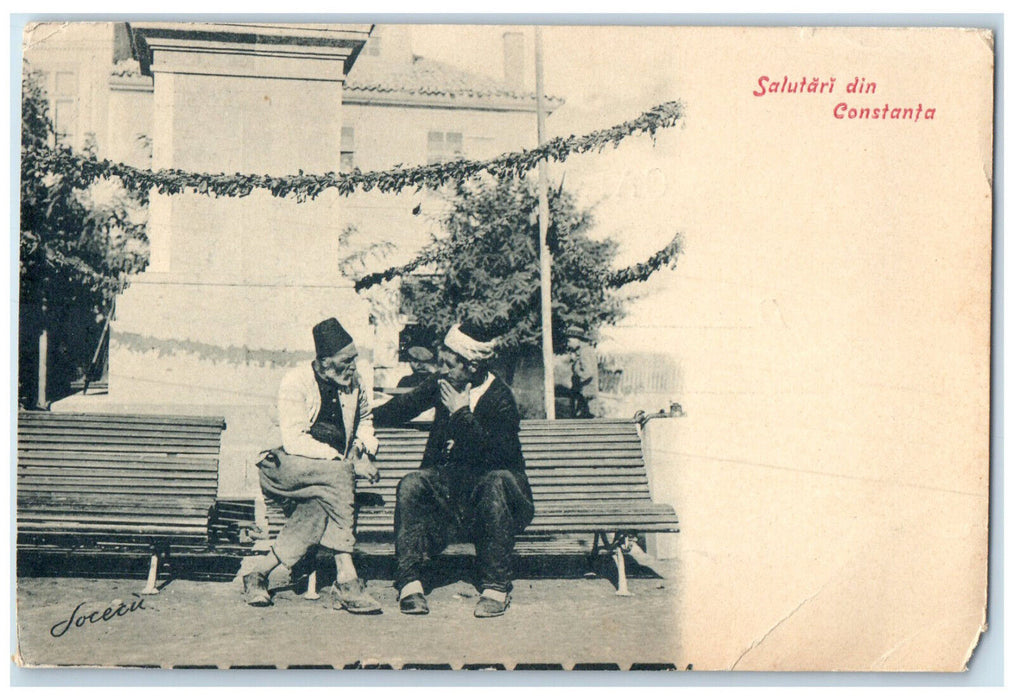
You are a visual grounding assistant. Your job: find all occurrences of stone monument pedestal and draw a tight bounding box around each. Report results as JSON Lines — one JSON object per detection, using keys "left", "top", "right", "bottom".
{"left": 101, "top": 23, "right": 373, "bottom": 495}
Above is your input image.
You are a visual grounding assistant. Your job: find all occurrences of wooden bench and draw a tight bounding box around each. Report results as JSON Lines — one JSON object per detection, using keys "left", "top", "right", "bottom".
{"left": 216, "top": 418, "right": 678, "bottom": 595}
{"left": 17, "top": 411, "right": 226, "bottom": 594}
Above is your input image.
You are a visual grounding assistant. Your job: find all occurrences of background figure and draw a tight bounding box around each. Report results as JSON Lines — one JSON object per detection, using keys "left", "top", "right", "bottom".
{"left": 396, "top": 346, "right": 436, "bottom": 388}
{"left": 565, "top": 325, "right": 600, "bottom": 418}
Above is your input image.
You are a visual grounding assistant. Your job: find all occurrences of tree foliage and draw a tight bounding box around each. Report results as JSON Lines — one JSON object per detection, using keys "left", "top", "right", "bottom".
{"left": 19, "top": 65, "right": 149, "bottom": 405}
{"left": 399, "top": 178, "right": 628, "bottom": 361}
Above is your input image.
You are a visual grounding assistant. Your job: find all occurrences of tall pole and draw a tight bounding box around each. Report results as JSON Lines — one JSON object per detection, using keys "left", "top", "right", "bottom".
{"left": 37, "top": 302, "right": 48, "bottom": 409}
{"left": 535, "top": 26, "right": 555, "bottom": 419}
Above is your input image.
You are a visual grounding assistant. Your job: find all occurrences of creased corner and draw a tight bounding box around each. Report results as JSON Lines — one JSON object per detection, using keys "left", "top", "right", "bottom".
{"left": 973, "top": 28, "right": 995, "bottom": 54}
{"left": 959, "top": 587, "right": 990, "bottom": 672}
{"left": 960, "top": 620, "right": 988, "bottom": 671}
{"left": 729, "top": 581, "right": 829, "bottom": 670}
{"left": 22, "top": 22, "right": 71, "bottom": 52}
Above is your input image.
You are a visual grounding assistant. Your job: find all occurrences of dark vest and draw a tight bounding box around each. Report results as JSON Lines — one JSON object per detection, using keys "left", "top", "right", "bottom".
{"left": 309, "top": 370, "right": 348, "bottom": 454}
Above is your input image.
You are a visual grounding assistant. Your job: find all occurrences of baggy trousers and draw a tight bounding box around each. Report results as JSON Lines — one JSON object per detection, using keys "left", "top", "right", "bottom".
{"left": 394, "top": 467, "right": 535, "bottom": 593}
{"left": 257, "top": 451, "right": 356, "bottom": 568}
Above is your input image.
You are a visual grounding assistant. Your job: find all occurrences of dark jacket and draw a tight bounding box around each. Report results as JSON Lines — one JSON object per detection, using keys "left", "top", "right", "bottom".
{"left": 373, "top": 374, "right": 526, "bottom": 479}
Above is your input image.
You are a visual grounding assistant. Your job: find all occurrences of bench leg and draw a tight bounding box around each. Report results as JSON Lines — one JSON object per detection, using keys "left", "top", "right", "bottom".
{"left": 604, "top": 532, "right": 634, "bottom": 597}
{"left": 304, "top": 570, "right": 321, "bottom": 600}
{"left": 584, "top": 532, "right": 602, "bottom": 577}
{"left": 142, "top": 552, "right": 161, "bottom": 595}
{"left": 612, "top": 544, "right": 631, "bottom": 597}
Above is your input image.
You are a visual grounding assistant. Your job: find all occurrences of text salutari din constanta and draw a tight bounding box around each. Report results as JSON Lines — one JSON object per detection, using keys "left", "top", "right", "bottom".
{"left": 753, "top": 76, "right": 937, "bottom": 122}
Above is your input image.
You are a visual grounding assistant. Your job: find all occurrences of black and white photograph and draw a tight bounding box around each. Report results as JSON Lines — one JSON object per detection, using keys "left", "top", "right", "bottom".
{"left": 13, "top": 20, "right": 993, "bottom": 671}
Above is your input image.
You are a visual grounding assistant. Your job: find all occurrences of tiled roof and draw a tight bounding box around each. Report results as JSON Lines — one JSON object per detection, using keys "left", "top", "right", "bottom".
{"left": 345, "top": 55, "right": 562, "bottom": 106}
{"left": 110, "top": 54, "right": 563, "bottom": 107}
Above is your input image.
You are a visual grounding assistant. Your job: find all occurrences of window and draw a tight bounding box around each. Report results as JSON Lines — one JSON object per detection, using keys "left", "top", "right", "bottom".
{"left": 426, "top": 131, "right": 463, "bottom": 164}
{"left": 364, "top": 36, "right": 382, "bottom": 57}
{"left": 48, "top": 71, "right": 78, "bottom": 147}
{"left": 340, "top": 126, "right": 355, "bottom": 172}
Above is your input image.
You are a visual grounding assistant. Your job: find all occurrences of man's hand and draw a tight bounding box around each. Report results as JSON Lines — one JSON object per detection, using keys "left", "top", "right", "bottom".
{"left": 439, "top": 379, "right": 471, "bottom": 413}
{"left": 351, "top": 438, "right": 370, "bottom": 459}
{"left": 353, "top": 455, "right": 380, "bottom": 484}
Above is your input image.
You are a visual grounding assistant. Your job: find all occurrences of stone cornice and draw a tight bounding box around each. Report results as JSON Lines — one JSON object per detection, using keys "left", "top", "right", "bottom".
{"left": 128, "top": 22, "right": 372, "bottom": 82}
{"left": 109, "top": 72, "right": 153, "bottom": 93}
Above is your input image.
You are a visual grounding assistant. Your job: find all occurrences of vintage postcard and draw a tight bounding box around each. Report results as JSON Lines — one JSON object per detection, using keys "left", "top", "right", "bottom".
{"left": 13, "top": 21, "right": 993, "bottom": 671}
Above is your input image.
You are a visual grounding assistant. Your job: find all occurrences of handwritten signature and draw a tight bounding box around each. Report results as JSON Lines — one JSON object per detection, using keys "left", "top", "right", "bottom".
{"left": 50, "top": 594, "right": 148, "bottom": 638}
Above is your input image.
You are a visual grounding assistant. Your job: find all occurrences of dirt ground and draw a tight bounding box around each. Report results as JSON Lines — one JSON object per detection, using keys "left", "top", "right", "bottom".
{"left": 15, "top": 556, "right": 682, "bottom": 670}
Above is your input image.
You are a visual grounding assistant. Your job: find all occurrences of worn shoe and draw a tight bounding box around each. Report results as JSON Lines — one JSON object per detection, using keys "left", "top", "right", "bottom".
{"left": 399, "top": 592, "right": 429, "bottom": 615}
{"left": 474, "top": 593, "right": 510, "bottom": 618}
{"left": 242, "top": 572, "right": 272, "bottom": 607}
{"left": 331, "top": 579, "right": 383, "bottom": 614}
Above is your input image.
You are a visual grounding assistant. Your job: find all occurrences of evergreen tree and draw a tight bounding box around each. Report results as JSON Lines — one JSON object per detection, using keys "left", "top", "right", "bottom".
{"left": 399, "top": 177, "right": 625, "bottom": 376}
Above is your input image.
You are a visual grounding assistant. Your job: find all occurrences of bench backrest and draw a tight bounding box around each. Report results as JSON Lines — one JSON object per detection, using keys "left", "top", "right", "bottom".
{"left": 17, "top": 412, "right": 226, "bottom": 546}
{"left": 260, "top": 418, "right": 677, "bottom": 537}
{"left": 369, "top": 417, "right": 650, "bottom": 502}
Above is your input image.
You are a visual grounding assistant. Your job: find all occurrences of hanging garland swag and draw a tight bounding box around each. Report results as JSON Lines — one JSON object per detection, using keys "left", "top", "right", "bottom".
{"left": 25, "top": 100, "right": 686, "bottom": 289}
{"left": 24, "top": 101, "right": 683, "bottom": 200}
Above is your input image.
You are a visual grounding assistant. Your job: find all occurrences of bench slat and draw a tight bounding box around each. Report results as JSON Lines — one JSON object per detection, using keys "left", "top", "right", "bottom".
{"left": 344, "top": 502, "right": 675, "bottom": 517}
{"left": 18, "top": 412, "right": 226, "bottom": 427}
{"left": 20, "top": 494, "right": 212, "bottom": 508}
{"left": 19, "top": 438, "right": 224, "bottom": 450}
{"left": 372, "top": 459, "right": 646, "bottom": 470}
{"left": 19, "top": 424, "right": 228, "bottom": 437}
{"left": 374, "top": 450, "right": 642, "bottom": 460}
{"left": 18, "top": 452, "right": 220, "bottom": 462}
{"left": 363, "top": 475, "right": 649, "bottom": 483}
{"left": 19, "top": 524, "right": 210, "bottom": 537}
{"left": 19, "top": 485, "right": 224, "bottom": 497}
{"left": 19, "top": 478, "right": 220, "bottom": 491}
{"left": 18, "top": 467, "right": 221, "bottom": 480}
{"left": 376, "top": 435, "right": 643, "bottom": 446}
{"left": 371, "top": 466, "right": 649, "bottom": 476}
{"left": 20, "top": 511, "right": 213, "bottom": 525}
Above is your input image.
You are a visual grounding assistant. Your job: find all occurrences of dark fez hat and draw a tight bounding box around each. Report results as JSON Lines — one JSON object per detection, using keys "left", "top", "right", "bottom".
{"left": 313, "top": 317, "right": 354, "bottom": 358}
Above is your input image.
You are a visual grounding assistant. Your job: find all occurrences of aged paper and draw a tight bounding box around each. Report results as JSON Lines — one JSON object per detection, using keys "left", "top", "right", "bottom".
{"left": 14, "top": 23, "right": 992, "bottom": 671}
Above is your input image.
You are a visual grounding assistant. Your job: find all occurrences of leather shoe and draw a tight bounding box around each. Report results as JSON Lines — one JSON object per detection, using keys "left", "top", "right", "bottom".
{"left": 474, "top": 593, "right": 510, "bottom": 618}
{"left": 331, "top": 579, "right": 383, "bottom": 614}
{"left": 242, "top": 572, "right": 272, "bottom": 607}
{"left": 399, "top": 592, "right": 429, "bottom": 615}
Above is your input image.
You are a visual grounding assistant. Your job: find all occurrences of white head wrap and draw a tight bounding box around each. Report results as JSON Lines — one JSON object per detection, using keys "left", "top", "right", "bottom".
{"left": 444, "top": 324, "right": 498, "bottom": 362}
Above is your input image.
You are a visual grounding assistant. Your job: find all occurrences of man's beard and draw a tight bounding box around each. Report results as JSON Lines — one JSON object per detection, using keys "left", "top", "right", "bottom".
{"left": 316, "top": 363, "right": 354, "bottom": 389}
{"left": 330, "top": 372, "right": 354, "bottom": 388}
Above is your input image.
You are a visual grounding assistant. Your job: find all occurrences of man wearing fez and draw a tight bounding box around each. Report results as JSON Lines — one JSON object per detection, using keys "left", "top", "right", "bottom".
{"left": 373, "top": 322, "right": 535, "bottom": 618}
{"left": 241, "top": 318, "right": 382, "bottom": 613}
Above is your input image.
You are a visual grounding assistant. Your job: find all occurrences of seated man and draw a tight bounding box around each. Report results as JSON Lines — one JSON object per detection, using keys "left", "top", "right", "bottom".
{"left": 373, "top": 322, "right": 535, "bottom": 618}
{"left": 241, "top": 317, "right": 382, "bottom": 613}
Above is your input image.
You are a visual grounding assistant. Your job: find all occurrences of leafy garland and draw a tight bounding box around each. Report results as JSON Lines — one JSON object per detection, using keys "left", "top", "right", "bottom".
{"left": 603, "top": 233, "right": 684, "bottom": 288}
{"left": 21, "top": 101, "right": 684, "bottom": 202}
{"left": 357, "top": 233, "right": 684, "bottom": 292}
